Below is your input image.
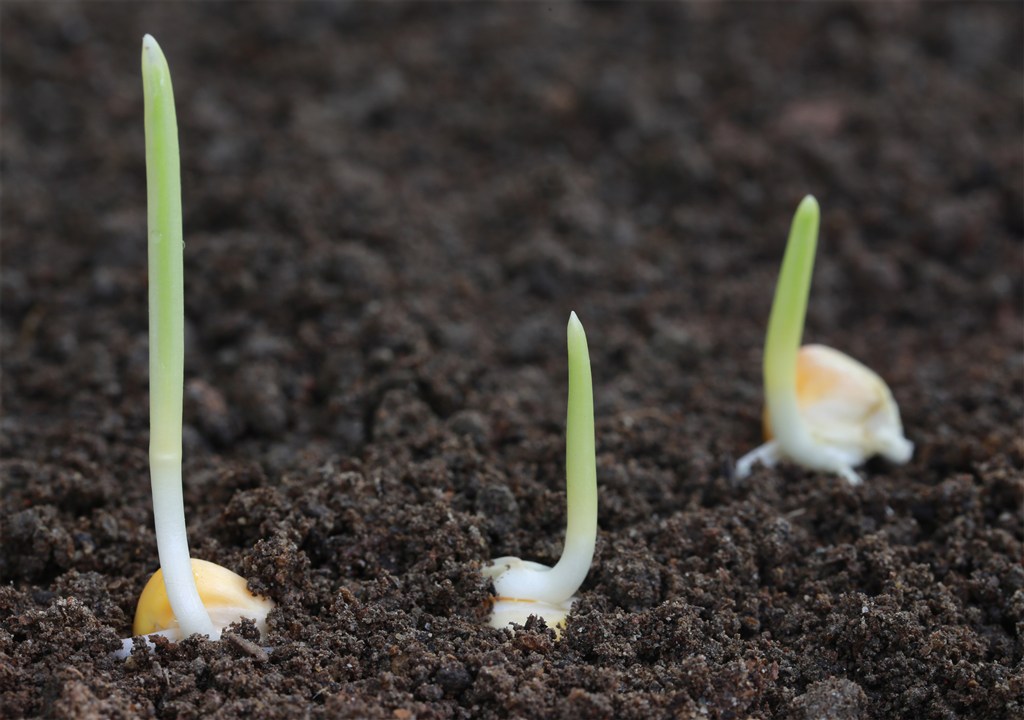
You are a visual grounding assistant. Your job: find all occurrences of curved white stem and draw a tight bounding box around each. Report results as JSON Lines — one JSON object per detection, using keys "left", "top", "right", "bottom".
{"left": 150, "top": 458, "right": 216, "bottom": 637}
{"left": 115, "top": 628, "right": 273, "bottom": 660}
{"left": 114, "top": 629, "right": 178, "bottom": 660}
{"left": 735, "top": 440, "right": 780, "bottom": 479}
{"left": 486, "top": 312, "right": 597, "bottom": 608}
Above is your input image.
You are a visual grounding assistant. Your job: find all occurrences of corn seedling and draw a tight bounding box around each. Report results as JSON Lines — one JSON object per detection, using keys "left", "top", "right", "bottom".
{"left": 117, "top": 35, "right": 272, "bottom": 658}
{"left": 482, "top": 312, "right": 597, "bottom": 634}
{"left": 735, "top": 196, "right": 913, "bottom": 485}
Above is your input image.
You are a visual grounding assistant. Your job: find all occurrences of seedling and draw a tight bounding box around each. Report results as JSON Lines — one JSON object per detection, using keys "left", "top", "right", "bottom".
{"left": 482, "top": 312, "right": 597, "bottom": 633}
{"left": 735, "top": 196, "right": 913, "bottom": 485}
{"left": 118, "top": 35, "right": 272, "bottom": 657}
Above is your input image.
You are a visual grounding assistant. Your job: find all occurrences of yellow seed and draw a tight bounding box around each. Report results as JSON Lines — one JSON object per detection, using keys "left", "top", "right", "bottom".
{"left": 133, "top": 558, "right": 273, "bottom": 638}
{"left": 764, "top": 344, "right": 912, "bottom": 465}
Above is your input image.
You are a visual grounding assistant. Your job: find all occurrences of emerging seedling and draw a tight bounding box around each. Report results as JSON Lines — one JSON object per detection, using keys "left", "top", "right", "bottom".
{"left": 735, "top": 196, "right": 913, "bottom": 485}
{"left": 118, "top": 35, "right": 272, "bottom": 658}
{"left": 482, "top": 312, "right": 597, "bottom": 633}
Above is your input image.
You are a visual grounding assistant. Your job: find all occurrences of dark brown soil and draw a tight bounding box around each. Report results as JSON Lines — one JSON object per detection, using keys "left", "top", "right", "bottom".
{"left": 2, "top": 3, "right": 1022, "bottom": 719}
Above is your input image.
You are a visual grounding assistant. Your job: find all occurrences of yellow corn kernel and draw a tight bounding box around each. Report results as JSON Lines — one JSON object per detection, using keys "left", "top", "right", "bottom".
{"left": 133, "top": 558, "right": 273, "bottom": 639}
{"left": 764, "top": 344, "right": 912, "bottom": 464}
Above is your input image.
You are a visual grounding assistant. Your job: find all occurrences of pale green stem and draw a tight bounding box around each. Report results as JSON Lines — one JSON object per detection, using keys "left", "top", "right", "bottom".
{"left": 544, "top": 311, "right": 598, "bottom": 601}
{"left": 763, "top": 195, "right": 818, "bottom": 456}
{"left": 142, "top": 34, "right": 214, "bottom": 638}
{"left": 489, "top": 312, "right": 597, "bottom": 605}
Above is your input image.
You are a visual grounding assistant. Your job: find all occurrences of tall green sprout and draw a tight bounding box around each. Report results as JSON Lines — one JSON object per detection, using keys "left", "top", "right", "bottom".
{"left": 482, "top": 312, "right": 598, "bottom": 630}
{"left": 736, "top": 195, "right": 912, "bottom": 484}
{"left": 142, "top": 34, "right": 215, "bottom": 638}
{"left": 762, "top": 195, "right": 819, "bottom": 458}
{"left": 543, "top": 311, "right": 597, "bottom": 601}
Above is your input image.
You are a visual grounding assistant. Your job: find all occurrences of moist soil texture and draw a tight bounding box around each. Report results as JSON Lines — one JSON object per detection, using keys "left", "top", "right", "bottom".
{"left": 2, "top": 3, "right": 1022, "bottom": 719}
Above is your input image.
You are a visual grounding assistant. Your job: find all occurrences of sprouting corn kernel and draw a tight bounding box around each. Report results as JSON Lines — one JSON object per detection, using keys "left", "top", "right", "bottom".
{"left": 133, "top": 558, "right": 274, "bottom": 640}
{"left": 764, "top": 344, "right": 913, "bottom": 466}
{"left": 483, "top": 559, "right": 574, "bottom": 637}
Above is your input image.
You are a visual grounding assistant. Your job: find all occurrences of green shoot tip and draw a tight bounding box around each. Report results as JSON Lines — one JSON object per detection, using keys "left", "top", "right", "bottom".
{"left": 568, "top": 311, "right": 583, "bottom": 336}
{"left": 795, "top": 195, "right": 820, "bottom": 225}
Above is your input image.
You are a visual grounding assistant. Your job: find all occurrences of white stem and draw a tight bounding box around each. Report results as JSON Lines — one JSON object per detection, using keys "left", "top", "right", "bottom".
{"left": 114, "top": 629, "right": 177, "bottom": 660}
{"left": 735, "top": 440, "right": 780, "bottom": 478}
{"left": 875, "top": 429, "right": 914, "bottom": 465}
{"left": 765, "top": 387, "right": 819, "bottom": 467}
{"left": 837, "top": 465, "right": 863, "bottom": 486}
{"left": 114, "top": 630, "right": 272, "bottom": 660}
{"left": 151, "top": 456, "right": 215, "bottom": 637}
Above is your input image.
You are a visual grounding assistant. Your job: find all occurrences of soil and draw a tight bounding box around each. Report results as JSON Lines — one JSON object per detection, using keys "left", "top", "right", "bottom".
{"left": 2, "top": 3, "right": 1022, "bottom": 719}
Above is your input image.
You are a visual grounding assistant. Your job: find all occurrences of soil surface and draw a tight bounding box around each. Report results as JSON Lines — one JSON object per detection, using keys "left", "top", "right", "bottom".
{"left": 2, "top": 3, "right": 1022, "bottom": 719}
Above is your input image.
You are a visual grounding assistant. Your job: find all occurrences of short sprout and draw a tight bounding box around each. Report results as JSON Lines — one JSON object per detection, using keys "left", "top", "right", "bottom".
{"left": 735, "top": 196, "right": 912, "bottom": 485}
{"left": 118, "top": 35, "right": 272, "bottom": 658}
{"left": 482, "top": 312, "right": 598, "bottom": 633}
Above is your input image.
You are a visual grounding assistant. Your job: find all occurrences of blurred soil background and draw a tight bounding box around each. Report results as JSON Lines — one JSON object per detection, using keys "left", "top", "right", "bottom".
{"left": 1, "top": 3, "right": 1022, "bottom": 718}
